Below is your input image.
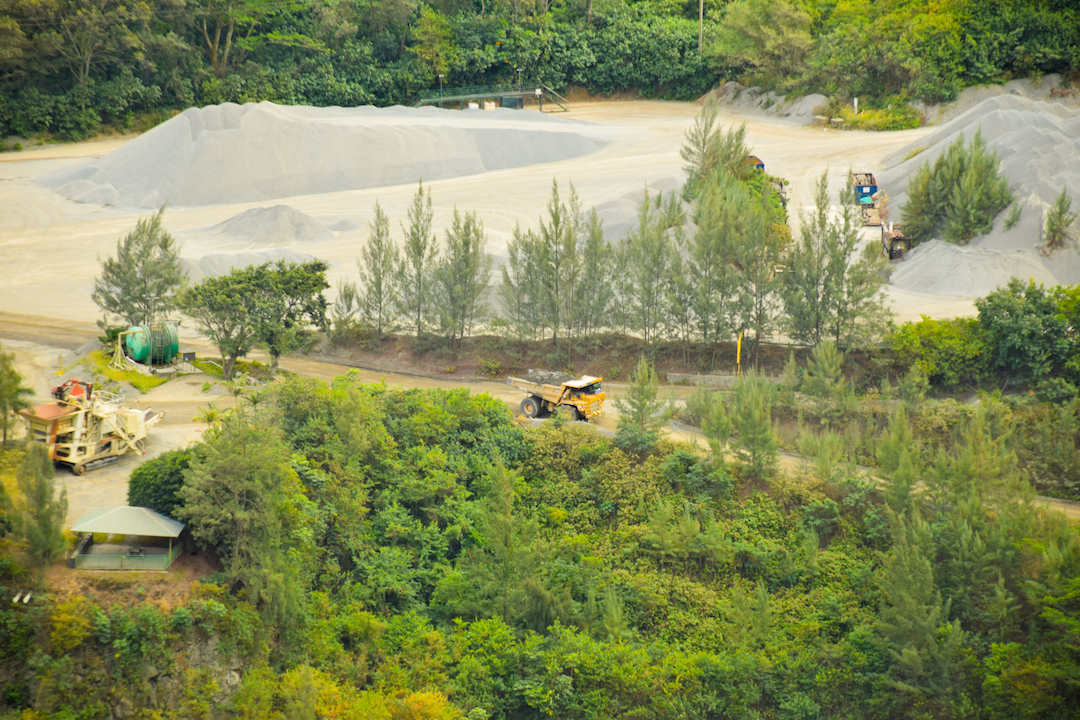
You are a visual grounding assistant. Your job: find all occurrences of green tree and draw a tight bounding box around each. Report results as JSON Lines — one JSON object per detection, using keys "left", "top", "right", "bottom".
{"left": 576, "top": 207, "right": 614, "bottom": 339}
{"left": 614, "top": 356, "right": 670, "bottom": 452}
{"left": 357, "top": 201, "right": 399, "bottom": 341}
{"left": 1043, "top": 187, "right": 1076, "bottom": 252}
{"left": 436, "top": 207, "right": 493, "bottom": 347}
{"left": 189, "top": 0, "right": 268, "bottom": 77}
{"left": 127, "top": 447, "right": 198, "bottom": 518}
{"left": 179, "top": 269, "right": 261, "bottom": 379}
{"left": 410, "top": 5, "right": 455, "bottom": 79}
{"left": 976, "top": 278, "right": 1068, "bottom": 382}
{"left": 707, "top": 0, "right": 812, "bottom": 86}
{"left": 732, "top": 186, "right": 783, "bottom": 365}
{"left": 615, "top": 190, "right": 677, "bottom": 347}
{"left": 688, "top": 172, "right": 741, "bottom": 358}
{"left": 177, "top": 413, "right": 306, "bottom": 624}
{"left": 876, "top": 512, "right": 967, "bottom": 714}
{"left": 92, "top": 207, "right": 185, "bottom": 329}
{"left": 249, "top": 261, "right": 330, "bottom": 377}
{"left": 50, "top": 0, "right": 150, "bottom": 90}
{"left": 398, "top": 181, "right": 438, "bottom": 337}
{"left": 497, "top": 223, "right": 543, "bottom": 345}
{"left": 902, "top": 132, "right": 1012, "bottom": 245}
{"left": 784, "top": 172, "right": 891, "bottom": 347}
{"left": 708, "top": 373, "right": 778, "bottom": 480}
{"left": 16, "top": 442, "right": 67, "bottom": 570}
{"left": 534, "top": 179, "right": 582, "bottom": 350}
{"left": 0, "top": 344, "right": 33, "bottom": 447}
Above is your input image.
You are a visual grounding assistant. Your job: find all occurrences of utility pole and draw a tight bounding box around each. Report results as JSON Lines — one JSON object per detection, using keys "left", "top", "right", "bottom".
{"left": 698, "top": 0, "right": 704, "bottom": 55}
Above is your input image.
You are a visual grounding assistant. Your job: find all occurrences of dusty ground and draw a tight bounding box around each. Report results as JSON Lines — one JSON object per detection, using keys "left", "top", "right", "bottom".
{"left": 3, "top": 99, "right": 1061, "bottom": 531}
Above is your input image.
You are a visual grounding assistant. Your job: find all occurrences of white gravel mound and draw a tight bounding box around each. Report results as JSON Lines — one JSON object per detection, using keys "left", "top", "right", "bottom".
{"left": 889, "top": 241, "right": 1059, "bottom": 296}
{"left": 42, "top": 102, "right": 613, "bottom": 208}
{"left": 878, "top": 95, "right": 1080, "bottom": 297}
{"left": 206, "top": 205, "right": 331, "bottom": 246}
{"left": 181, "top": 249, "right": 318, "bottom": 283}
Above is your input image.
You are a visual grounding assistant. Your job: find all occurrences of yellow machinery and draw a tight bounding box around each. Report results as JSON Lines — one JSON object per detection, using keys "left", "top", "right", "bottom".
{"left": 18, "top": 379, "right": 163, "bottom": 475}
{"left": 507, "top": 375, "right": 606, "bottom": 421}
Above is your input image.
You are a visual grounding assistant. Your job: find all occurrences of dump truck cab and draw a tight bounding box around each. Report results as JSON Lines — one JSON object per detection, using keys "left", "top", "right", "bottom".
{"left": 508, "top": 375, "right": 606, "bottom": 421}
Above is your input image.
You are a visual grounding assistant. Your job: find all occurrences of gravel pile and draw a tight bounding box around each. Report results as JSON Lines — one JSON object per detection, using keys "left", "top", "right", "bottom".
{"left": 205, "top": 205, "right": 331, "bottom": 246}
{"left": 42, "top": 102, "right": 613, "bottom": 208}
{"left": 879, "top": 95, "right": 1080, "bottom": 297}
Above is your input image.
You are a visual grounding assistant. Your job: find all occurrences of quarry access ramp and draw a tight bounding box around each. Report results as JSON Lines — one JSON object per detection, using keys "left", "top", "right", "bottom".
{"left": 413, "top": 83, "right": 568, "bottom": 112}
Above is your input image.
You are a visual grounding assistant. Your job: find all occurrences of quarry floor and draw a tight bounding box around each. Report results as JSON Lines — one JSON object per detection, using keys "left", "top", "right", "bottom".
{"left": 4, "top": 100, "right": 1073, "bottom": 523}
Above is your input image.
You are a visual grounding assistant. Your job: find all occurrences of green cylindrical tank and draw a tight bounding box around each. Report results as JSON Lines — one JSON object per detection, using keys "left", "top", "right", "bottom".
{"left": 124, "top": 324, "right": 179, "bottom": 364}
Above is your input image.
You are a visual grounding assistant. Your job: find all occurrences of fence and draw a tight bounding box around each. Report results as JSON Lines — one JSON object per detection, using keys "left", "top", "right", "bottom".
{"left": 73, "top": 543, "right": 183, "bottom": 571}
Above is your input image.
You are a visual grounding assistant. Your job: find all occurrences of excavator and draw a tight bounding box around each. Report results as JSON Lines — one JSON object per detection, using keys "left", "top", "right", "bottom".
{"left": 18, "top": 379, "right": 163, "bottom": 475}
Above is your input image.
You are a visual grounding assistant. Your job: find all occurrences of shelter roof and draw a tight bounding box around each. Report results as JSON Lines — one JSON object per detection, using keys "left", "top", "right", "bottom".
{"left": 19, "top": 403, "right": 78, "bottom": 421}
{"left": 71, "top": 507, "right": 185, "bottom": 538}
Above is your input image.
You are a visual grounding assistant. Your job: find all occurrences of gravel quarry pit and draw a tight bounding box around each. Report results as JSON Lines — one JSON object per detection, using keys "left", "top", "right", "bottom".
{"left": 5, "top": 96, "right": 1080, "bottom": 523}
{"left": 2, "top": 99, "right": 963, "bottom": 327}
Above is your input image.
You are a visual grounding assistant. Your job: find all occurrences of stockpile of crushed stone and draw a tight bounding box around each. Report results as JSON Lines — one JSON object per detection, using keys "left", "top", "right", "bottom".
{"left": 879, "top": 95, "right": 1080, "bottom": 297}
{"left": 42, "top": 102, "right": 613, "bottom": 208}
{"left": 181, "top": 248, "right": 318, "bottom": 283}
{"left": 205, "top": 205, "right": 331, "bottom": 246}
{"left": 704, "top": 82, "right": 827, "bottom": 122}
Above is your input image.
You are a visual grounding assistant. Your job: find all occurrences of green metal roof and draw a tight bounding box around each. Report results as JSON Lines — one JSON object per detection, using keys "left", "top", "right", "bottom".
{"left": 71, "top": 506, "right": 185, "bottom": 538}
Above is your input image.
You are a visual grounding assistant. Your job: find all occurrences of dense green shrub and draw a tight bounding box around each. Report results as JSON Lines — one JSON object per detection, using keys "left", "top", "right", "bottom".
{"left": 127, "top": 446, "right": 200, "bottom": 518}
{"left": 889, "top": 316, "right": 990, "bottom": 388}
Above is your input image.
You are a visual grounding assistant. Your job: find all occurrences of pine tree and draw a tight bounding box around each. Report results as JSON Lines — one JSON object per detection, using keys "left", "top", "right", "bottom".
{"left": 782, "top": 172, "right": 832, "bottom": 345}
{"left": 1043, "top": 186, "right": 1076, "bottom": 252}
{"left": 732, "top": 186, "right": 783, "bottom": 365}
{"left": 876, "top": 512, "right": 967, "bottom": 712}
{"left": 357, "top": 201, "right": 400, "bottom": 341}
{"left": 689, "top": 173, "right": 742, "bottom": 358}
{"left": 727, "top": 373, "right": 778, "bottom": 480}
{"left": 92, "top": 206, "right": 186, "bottom": 329}
{"left": 497, "top": 224, "right": 543, "bottom": 345}
{"left": 576, "top": 208, "right": 614, "bottom": 339}
{"left": 614, "top": 356, "right": 671, "bottom": 453}
{"left": 436, "top": 208, "right": 493, "bottom": 347}
{"left": 397, "top": 181, "right": 437, "bottom": 337}
{"left": 16, "top": 443, "right": 67, "bottom": 570}
{"left": 679, "top": 96, "right": 720, "bottom": 199}
{"left": 802, "top": 341, "right": 846, "bottom": 399}
{"left": 615, "top": 189, "right": 675, "bottom": 347}
{"left": 535, "top": 179, "right": 578, "bottom": 348}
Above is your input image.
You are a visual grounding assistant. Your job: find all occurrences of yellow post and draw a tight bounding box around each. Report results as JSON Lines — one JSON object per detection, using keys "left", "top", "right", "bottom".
{"left": 736, "top": 331, "right": 743, "bottom": 376}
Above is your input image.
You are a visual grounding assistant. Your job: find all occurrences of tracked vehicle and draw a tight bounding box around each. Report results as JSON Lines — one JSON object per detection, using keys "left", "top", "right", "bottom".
{"left": 18, "top": 379, "right": 163, "bottom": 475}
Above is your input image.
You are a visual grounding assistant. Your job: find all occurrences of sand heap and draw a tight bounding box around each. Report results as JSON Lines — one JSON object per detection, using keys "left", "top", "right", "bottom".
{"left": 878, "top": 95, "right": 1080, "bottom": 297}
{"left": 42, "top": 102, "right": 613, "bottom": 208}
{"left": 205, "top": 205, "right": 331, "bottom": 246}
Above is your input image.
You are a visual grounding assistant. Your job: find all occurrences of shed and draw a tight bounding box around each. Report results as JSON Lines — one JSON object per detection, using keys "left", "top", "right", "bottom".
{"left": 70, "top": 507, "right": 186, "bottom": 570}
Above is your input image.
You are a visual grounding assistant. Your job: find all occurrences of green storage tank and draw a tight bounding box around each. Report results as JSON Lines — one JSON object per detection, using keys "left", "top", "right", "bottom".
{"left": 124, "top": 324, "right": 179, "bottom": 365}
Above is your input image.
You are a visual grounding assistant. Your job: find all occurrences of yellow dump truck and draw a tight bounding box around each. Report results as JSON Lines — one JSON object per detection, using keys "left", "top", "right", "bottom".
{"left": 507, "top": 375, "right": 606, "bottom": 421}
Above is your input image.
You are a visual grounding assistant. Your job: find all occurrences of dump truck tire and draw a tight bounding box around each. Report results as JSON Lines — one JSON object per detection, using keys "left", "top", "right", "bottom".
{"left": 520, "top": 397, "right": 540, "bottom": 418}
{"left": 891, "top": 240, "right": 909, "bottom": 259}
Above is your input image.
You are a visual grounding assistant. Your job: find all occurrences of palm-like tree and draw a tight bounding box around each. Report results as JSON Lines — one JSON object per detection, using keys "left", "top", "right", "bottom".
{"left": 0, "top": 346, "right": 34, "bottom": 448}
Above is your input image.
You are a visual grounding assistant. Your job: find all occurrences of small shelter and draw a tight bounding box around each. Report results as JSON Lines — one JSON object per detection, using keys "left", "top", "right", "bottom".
{"left": 69, "top": 507, "right": 186, "bottom": 570}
